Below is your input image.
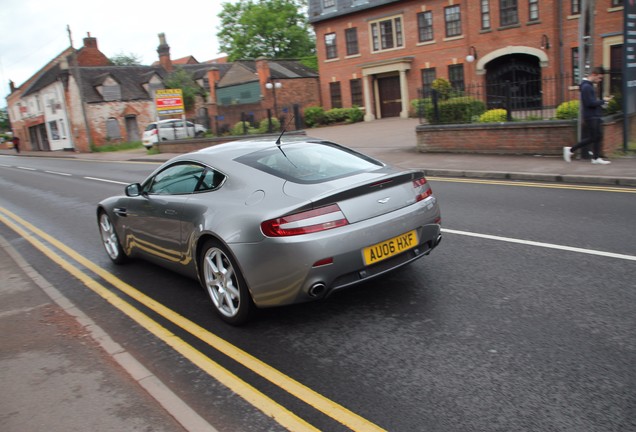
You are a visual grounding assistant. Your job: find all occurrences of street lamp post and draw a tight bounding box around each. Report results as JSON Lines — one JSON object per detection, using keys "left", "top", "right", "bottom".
{"left": 265, "top": 77, "right": 282, "bottom": 117}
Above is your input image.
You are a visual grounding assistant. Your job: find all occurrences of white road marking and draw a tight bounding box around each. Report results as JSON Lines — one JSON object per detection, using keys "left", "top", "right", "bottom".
{"left": 45, "top": 170, "right": 72, "bottom": 176}
{"left": 84, "top": 176, "right": 129, "bottom": 185}
{"left": 17, "top": 166, "right": 36, "bottom": 171}
{"left": 442, "top": 228, "right": 636, "bottom": 261}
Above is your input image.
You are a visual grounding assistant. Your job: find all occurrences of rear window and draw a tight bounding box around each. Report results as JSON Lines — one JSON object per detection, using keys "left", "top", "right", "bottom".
{"left": 144, "top": 124, "right": 157, "bottom": 131}
{"left": 236, "top": 142, "right": 383, "bottom": 183}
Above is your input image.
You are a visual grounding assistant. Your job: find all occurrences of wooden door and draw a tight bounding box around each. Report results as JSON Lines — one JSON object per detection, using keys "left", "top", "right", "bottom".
{"left": 378, "top": 76, "right": 401, "bottom": 118}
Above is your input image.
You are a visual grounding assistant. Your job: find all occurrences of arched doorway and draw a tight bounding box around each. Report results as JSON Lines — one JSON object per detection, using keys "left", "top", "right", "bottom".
{"left": 485, "top": 54, "right": 542, "bottom": 110}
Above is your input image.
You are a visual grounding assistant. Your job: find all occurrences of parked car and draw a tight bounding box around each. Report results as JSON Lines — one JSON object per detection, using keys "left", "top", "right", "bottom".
{"left": 97, "top": 137, "right": 442, "bottom": 325}
{"left": 142, "top": 119, "right": 207, "bottom": 148}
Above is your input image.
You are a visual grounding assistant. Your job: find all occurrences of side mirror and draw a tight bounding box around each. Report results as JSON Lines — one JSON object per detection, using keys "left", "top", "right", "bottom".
{"left": 125, "top": 183, "right": 142, "bottom": 197}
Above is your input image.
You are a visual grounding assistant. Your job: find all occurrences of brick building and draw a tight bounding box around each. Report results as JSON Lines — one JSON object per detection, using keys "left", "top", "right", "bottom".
{"left": 6, "top": 32, "right": 320, "bottom": 152}
{"left": 308, "top": 0, "right": 625, "bottom": 121}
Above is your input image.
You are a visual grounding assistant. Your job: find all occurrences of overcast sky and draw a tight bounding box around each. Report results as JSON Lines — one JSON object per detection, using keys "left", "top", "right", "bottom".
{"left": 0, "top": 0, "right": 232, "bottom": 105}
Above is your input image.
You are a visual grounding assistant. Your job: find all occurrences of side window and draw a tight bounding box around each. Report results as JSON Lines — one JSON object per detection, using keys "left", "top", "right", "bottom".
{"left": 196, "top": 168, "right": 226, "bottom": 192}
{"left": 145, "top": 163, "right": 206, "bottom": 195}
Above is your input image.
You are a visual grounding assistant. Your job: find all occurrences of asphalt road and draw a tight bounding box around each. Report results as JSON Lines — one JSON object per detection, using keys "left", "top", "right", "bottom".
{"left": 1, "top": 155, "right": 635, "bottom": 431}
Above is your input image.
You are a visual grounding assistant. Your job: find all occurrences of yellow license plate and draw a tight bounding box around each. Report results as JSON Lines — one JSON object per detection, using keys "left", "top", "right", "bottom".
{"left": 363, "top": 230, "right": 418, "bottom": 266}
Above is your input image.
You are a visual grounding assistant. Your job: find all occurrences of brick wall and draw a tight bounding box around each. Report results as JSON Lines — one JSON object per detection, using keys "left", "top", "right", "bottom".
{"left": 312, "top": 1, "right": 623, "bottom": 113}
{"left": 416, "top": 117, "right": 627, "bottom": 156}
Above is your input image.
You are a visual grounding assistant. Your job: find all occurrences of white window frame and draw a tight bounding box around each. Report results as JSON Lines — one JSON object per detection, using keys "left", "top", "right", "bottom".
{"left": 369, "top": 14, "right": 404, "bottom": 53}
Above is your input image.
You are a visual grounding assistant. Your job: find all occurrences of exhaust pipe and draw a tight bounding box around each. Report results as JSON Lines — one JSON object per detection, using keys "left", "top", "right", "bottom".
{"left": 308, "top": 282, "right": 326, "bottom": 298}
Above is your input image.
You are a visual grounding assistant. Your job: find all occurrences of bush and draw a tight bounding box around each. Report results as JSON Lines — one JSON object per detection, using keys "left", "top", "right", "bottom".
{"left": 346, "top": 106, "right": 364, "bottom": 123}
{"left": 426, "top": 96, "right": 486, "bottom": 124}
{"left": 431, "top": 78, "right": 452, "bottom": 100}
{"left": 478, "top": 109, "right": 508, "bottom": 123}
{"left": 605, "top": 94, "right": 622, "bottom": 115}
{"left": 325, "top": 108, "right": 349, "bottom": 124}
{"left": 555, "top": 100, "right": 579, "bottom": 119}
{"left": 230, "top": 121, "right": 257, "bottom": 135}
{"left": 257, "top": 117, "right": 281, "bottom": 133}
{"left": 411, "top": 98, "right": 433, "bottom": 118}
{"left": 304, "top": 106, "right": 325, "bottom": 128}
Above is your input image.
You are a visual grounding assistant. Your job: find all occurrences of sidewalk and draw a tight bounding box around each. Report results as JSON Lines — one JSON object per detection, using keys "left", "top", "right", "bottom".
{"left": 2, "top": 117, "right": 635, "bottom": 186}
{"left": 0, "top": 235, "right": 217, "bottom": 432}
{"left": 1, "top": 118, "right": 634, "bottom": 431}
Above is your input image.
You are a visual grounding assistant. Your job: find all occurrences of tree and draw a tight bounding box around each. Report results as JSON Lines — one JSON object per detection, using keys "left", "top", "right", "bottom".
{"left": 164, "top": 68, "right": 206, "bottom": 112}
{"left": 110, "top": 52, "right": 142, "bottom": 66}
{"left": 0, "top": 107, "right": 9, "bottom": 132}
{"left": 217, "top": 0, "right": 315, "bottom": 61}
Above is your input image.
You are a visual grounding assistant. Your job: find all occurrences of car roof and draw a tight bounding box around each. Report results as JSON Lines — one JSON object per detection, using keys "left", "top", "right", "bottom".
{"left": 186, "top": 137, "right": 329, "bottom": 161}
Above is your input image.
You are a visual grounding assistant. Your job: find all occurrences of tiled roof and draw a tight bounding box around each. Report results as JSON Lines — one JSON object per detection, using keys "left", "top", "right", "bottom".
{"left": 78, "top": 66, "right": 167, "bottom": 103}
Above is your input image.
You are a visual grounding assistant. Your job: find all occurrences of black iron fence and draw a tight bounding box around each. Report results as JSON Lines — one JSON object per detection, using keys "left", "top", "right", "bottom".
{"left": 417, "top": 73, "right": 584, "bottom": 124}
{"left": 213, "top": 104, "right": 304, "bottom": 136}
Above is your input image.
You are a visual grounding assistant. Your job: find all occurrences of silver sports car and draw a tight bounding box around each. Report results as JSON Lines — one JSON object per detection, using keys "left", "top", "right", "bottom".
{"left": 97, "top": 137, "right": 441, "bottom": 325}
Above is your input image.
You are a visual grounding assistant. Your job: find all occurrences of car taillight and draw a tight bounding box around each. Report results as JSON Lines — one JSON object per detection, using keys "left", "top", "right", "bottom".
{"left": 413, "top": 177, "right": 433, "bottom": 202}
{"left": 261, "top": 204, "right": 349, "bottom": 237}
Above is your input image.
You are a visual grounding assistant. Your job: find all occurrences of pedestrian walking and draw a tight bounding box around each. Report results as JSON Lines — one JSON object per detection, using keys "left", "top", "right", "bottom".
{"left": 12, "top": 135, "right": 20, "bottom": 154}
{"left": 563, "top": 66, "right": 612, "bottom": 165}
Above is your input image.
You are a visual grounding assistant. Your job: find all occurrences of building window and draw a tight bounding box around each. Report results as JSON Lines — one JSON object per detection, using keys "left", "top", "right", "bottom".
{"left": 58, "top": 120, "right": 66, "bottom": 138}
{"left": 323, "top": 0, "right": 335, "bottom": 8}
{"left": 325, "top": 33, "right": 337, "bottom": 59}
{"left": 350, "top": 79, "right": 363, "bottom": 106}
{"left": 421, "top": 68, "right": 436, "bottom": 98}
{"left": 106, "top": 118, "right": 121, "bottom": 139}
{"left": 481, "top": 0, "right": 491, "bottom": 30}
{"left": 49, "top": 121, "right": 60, "bottom": 140}
{"left": 329, "top": 82, "right": 342, "bottom": 108}
{"left": 417, "top": 11, "right": 433, "bottom": 42}
{"left": 370, "top": 16, "right": 403, "bottom": 52}
{"left": 572, "top": 48, "right": 580, "bottom": 85}
{"left": 571, "top": 0, "right": 580, "bottom": 14}
{"left": 528, "top": 0, "right": 539, "bottom": 21}
{"left": 611, "top": 0, "right": 623, "bottom": 6}
{"left": 500, "top": 0, "right": 519, "bottom": 26}
{"left": 444, "top": 5, "right": 462, "bottom": 37}
{"left": 102, "top": 83, "right": 122, "bottom": 101}
{"left": 345, "top": 28, "right": 359, "bottom": 56}
{"left": 448, "top": 64, "right": 465, "bottom": 92}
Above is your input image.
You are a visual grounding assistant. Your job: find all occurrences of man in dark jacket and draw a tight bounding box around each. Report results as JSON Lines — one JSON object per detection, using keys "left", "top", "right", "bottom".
{"left": 563, "top": 66, "right": 612, "bottom": 165}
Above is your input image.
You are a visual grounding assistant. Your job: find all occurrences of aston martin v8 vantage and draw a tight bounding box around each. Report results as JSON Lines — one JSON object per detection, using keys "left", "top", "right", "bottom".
{"left": 97, "top": 138, "right": 441, "bottom": 324}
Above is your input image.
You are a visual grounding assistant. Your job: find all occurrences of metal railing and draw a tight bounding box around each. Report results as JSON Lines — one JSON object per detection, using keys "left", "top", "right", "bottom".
{"left": 417, "top": 74, "right": 584, "bottom": 124}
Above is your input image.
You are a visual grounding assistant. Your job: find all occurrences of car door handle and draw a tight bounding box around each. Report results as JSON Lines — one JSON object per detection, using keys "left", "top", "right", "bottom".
{"left": 165, "top": 209, "right": 177, "bottom": 216}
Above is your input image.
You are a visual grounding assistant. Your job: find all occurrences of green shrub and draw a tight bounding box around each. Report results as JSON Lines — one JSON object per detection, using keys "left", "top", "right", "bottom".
{"left": 605, "top": 94, "right": 622, "bottom": 115}
{"left": 230, "top": 121, "right": 257, "bottom": 135}
{"left": 431, "top": 78, "right": 452, "bottom": 100}
{"left": 478, "top": 109, "right": 508, "bottom": 123}
{"left": 555, "top": 100, "right": 579, "bottom": 119}
{"left": 325, "top": 108, "right": 349, "bottom": 124}
{"left": 411, "top": 98, "right": 433, "bottom": 117}
{"left": 346, "top": 106, "right": 364, "bottom": 123}
{"left": 304, "top": 106, "right": 326, "bottom": 127}
{"left": 426, "top": 96, "right": 486, "bottom": 124}
{"left": 257, "top": 117, "right": 281, "bottom": 133}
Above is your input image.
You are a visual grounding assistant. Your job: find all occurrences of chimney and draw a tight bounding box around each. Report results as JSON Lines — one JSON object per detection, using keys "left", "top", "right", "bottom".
{"left": 83, "top": 32, "right": 98, "bottom": 49}
{"left": 157, "top": 33, "right": 173, "bottom": 73}
{"left": 207, "top": 67, "right": 220, "bottom": 104}
{"left": 255, "top": 57, "right": 271, "bottom": 89}
{"left": 9, "top": 80, "right": 16, "bottom": 93}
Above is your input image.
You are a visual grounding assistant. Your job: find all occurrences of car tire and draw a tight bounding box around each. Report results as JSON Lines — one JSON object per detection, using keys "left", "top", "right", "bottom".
{"left": 195, "top": 131, "right": 205, "bottom": 138}
{"left": 199, "top": 239, "right": 252, "bottom": 325}
{"left": 98, "top": 211, "right": 128, "bottom": 264}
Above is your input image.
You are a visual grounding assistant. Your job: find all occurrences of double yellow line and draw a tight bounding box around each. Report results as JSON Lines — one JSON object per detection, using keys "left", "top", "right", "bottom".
{"left": 0, "top": 207, "right": 385, "bottom": 432}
